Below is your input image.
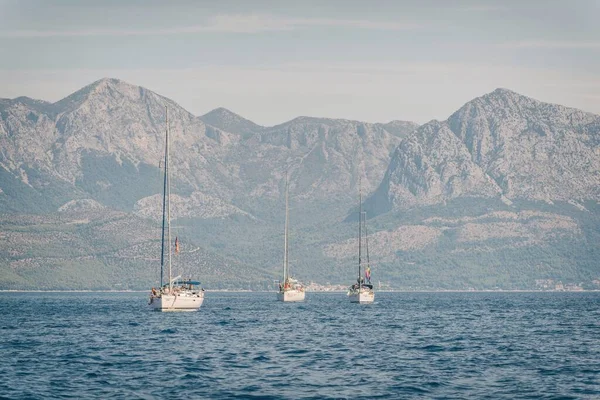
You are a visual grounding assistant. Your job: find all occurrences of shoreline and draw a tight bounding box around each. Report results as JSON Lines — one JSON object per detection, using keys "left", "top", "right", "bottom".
{"left": 1, "top": 289, "right": 599, "bottom": 293}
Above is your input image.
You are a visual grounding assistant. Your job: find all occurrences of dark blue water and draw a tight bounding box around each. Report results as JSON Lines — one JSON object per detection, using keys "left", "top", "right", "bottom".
{"left": 1, "top": 292, "right": 599, "bottom": 399}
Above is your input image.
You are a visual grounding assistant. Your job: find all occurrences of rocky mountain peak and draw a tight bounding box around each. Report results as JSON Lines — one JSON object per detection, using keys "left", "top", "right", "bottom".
{"left": 53, "top": 77, "right": 160, "bottom": 114}
{"left": 490, "top": 87, "right": 520, "bottom": 96}
{"left": 202, "top": 107, "right": 244, "bottom": 120}
{"left": 283, "top": 116, "right": 339, "bottom": 125}
{"left": 199, "top": 107, "right": 263, "bottom": 137}
{"left": 379, "top": 120, "right": 420, "bottom": 139}
{"left": 453, "top": 87, "right": 598, "bottom": 126}
{"left": 366, "top": 88, "right": 600, "bottom": 215}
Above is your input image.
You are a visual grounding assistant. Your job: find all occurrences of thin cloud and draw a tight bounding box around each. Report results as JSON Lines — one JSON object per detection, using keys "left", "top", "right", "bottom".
{"left": 501, "top": 40, "right": 600, "bottom": 49}
{"left": 0, "top": 14, "right": 420, "bottom": 38}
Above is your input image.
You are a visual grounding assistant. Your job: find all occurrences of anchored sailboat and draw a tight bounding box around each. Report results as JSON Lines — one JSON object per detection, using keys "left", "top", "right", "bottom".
{"left": 277, "top": 174, "right": 305, "bottom": 302}
{"left": 347, "top": 179, "right": 374, "bottom": 304}
{"left": 148, "top": 107, "right": 204, "bottom": 311}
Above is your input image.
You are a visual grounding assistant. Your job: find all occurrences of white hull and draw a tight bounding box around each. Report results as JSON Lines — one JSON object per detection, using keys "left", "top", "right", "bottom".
{"left": 149, "top": 292, "right": 204, "bottom": 311}
{"left": 349, "top": 289, "right": 374, "bottom": 304}
{"left": 277, "top": 289, "right": 305, "bottom": 302}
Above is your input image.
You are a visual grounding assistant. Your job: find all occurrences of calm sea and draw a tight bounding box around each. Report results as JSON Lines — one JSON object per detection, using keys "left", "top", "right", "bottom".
{"left": 1, "top": 291, "right": 599, "bottom": 399}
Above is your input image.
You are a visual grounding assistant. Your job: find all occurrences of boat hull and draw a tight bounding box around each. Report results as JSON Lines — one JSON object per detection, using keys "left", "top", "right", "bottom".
{"left": 349, "top": 289, "right": 374, "bottom": 304}
{"left": 277, "top": 289, "right": 305, "bottom": 302}
{"left": 149, "top": 292, "right": 204, "bottom": 311}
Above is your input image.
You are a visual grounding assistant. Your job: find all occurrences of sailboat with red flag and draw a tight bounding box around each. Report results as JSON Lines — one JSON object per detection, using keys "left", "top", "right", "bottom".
{"left": 148, "top": 107, "right": 204, "bottom": 311}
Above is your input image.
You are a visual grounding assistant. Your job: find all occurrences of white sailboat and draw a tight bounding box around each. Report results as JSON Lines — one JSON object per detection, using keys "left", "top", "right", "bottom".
{"left": 348, "top": 179, "right": 374, "bottom": 304}
{"left": 148, "top": 107, "right": 204, "bottom": 311}
{"left": 277, "top": 174, "right": 305, "bottom": 302}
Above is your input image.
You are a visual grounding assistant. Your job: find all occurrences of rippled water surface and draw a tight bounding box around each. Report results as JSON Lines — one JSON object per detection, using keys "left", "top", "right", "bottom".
{"left": 1, "top": 291, "right": 599, "bottom": 399}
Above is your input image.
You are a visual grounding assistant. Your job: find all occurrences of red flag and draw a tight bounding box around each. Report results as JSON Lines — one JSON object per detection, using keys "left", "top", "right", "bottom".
{"left": 175, "top": 236, "right": 180, "bottom": 254}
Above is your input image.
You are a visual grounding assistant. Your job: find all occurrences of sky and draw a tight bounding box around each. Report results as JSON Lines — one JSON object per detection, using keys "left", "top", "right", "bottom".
{"left": 0, "top": 0, "right": 599, "bottom": 125}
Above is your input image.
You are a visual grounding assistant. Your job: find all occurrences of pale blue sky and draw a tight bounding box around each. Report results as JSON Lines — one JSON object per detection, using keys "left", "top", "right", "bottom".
{"left": 1, "top": 0, "right": 598, "bottom": 125}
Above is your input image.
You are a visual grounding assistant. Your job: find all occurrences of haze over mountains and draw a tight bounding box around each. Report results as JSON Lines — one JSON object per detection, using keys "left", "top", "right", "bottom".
{"left": 0, "top": 78, "right": 598, "bottom": 290}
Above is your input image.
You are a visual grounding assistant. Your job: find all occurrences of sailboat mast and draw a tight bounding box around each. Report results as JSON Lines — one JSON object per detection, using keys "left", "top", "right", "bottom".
{"left": 166, "top": 107, "right": 173, "bottom": 292}
{"left": 159, "top": 108, "right": 169, "bottom": 288}
{"left": 283, "top": 174, "right": 289, "bottom": 283}
{"left": 358, "top": 176, "right": 362, "bottom": 288}
{"left": 364, "top": 211, "right": 370, "bottom": 268}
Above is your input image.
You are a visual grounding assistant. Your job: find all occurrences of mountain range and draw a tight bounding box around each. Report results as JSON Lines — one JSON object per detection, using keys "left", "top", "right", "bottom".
{"left": 1, "top": 78, "right": 598, "bottom": 290}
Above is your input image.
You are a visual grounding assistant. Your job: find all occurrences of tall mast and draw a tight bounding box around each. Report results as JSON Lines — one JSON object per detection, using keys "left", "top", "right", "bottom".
{"left": 166, "top": 106, "right": 173, "bottom": 292}
{"left": 159, "top": 107, "right": 169, "bottom": 288}
{"left": 283, "top": 173, "right": 289, "bottom": 283}
{"left": 358, "top": 176, "right": 362, "bottom": 288}
{"left": 364, "top": 211, "right": 370, "bottom": 268}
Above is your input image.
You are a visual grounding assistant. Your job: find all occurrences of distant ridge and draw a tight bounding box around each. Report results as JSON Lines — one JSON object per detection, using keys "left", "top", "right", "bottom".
{"left": 0, "top": 76, "right": 414, "bottom": 212}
